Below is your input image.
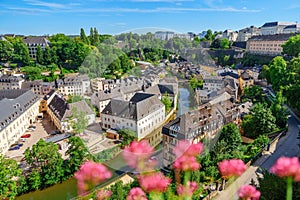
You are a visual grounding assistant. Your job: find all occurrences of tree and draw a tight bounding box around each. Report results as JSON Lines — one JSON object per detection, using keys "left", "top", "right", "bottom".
{"left": 109, "top": 181, "right": 132, "bottom": 200}
{"left": 0, "top": 40, "right": 13, "bottom": 61}
{"left": 270, "top": 102, "right": 289, "bottom": 128}
{"left": 205, "top": 29, "right": 213, "bottom": 41}
{"left": 36, "top": 46, "right": 44, "bottom": 64}
{"left": 12, "top": 38, "right": 30, "bottom": 65}
{"left": 161, "top": 94, "right": 172, "bottom": 112}
{"left": 80, "top": 28, "right": 90, "bottom": 45}
{"left": 282, "top": 34, "right": 300, "bottom": 57}
{"left": 65, "top": 136, "right": 93, "bottom": 177}
{"left": 43, "top": 47, "right": 53, "bottom": 65}
{"left": 0, "top": 155, "right": 21, "bottom": 200}
{"left": 16, "top": 175, "right": 29, "bottom": 196}
{"left": 89, "top": 27, "right": 94, "bottom": 45}
{"left": 93, "top": 27, "right": 100, "bottom": 47}
{"left": 218, "top": 123, "right": 242, "bottom": 149}
{"left": 28, "top": 169, "right": 42, "bottom": 191}
{"left": 242, "top": 85, "right": 264, "bottom": 103}
{"left": 220, "top": 38, "right": 230, "bottom": 49}
{"left": 262, "top": 64, "right": 271, "bottom": 83}
{"left": 69, "top": 107, "right": 89, "bottom": 134}
{"left": 269, "top": 56, "right": 287, "bottom": 91}
{"left": 119, "top": 129, "right": 137, "bottom": 147}
{"left": 21, "top": 66, "right": 42, "bottom": 81}
{"left": 242, "top": 103, "right": 277, "bottom": 138}
{"left": 24, "top": 139, "right": 64, "bottom": 188}
{"left": 190, "top": 76, "right": 203, "bottom": 90}
{"left": 211, "top": 38, "right": 230, "bottom": 49}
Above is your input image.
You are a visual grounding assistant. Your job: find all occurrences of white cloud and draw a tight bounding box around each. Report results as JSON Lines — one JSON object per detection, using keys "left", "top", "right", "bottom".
{"left": 64, "top": 7, "right": 260, "bottom": 13}
{"left": 23, "top": 0, "right": 67, "bottom": 9}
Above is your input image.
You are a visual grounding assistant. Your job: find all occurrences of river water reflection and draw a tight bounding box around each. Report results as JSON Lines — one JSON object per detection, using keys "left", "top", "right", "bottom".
{"left": 16, "top": 178, "right": 77, "bottom": 200}
{"left": 177, "top": 82, "right": 197, "bottom": 116}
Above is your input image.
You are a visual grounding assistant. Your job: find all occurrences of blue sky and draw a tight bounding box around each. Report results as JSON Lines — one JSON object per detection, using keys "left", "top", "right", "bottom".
{"left": 1, "top": 0, "right": 300, "bottom": 36}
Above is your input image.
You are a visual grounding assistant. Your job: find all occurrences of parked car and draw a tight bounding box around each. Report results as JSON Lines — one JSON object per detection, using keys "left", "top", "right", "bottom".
{"left": 9, "top": 145, "right": 21, "bottom": 151}
{"left": 12, "top": 143, "right": 23, "bottom": 147}
{"left": 29, "top": 125, "right": 36, "bottom": 129}
{"left": 21, "top": 134, "right": 31, "bottom": 138}
{"left": 19, "top": 138, "right": 27, "bottom": 142}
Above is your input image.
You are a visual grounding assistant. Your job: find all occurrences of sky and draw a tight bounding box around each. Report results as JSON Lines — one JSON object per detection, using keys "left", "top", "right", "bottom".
{"left": 1, "top": 0, "right": 300, "bottom": 36}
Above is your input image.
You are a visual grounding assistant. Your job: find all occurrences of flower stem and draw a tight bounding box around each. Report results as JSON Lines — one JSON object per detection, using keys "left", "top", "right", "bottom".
{"left": 149, "top": 192, "right": 163, "bottom": 200}
{"left": 183, "top": 171, "right": 191, "bottom": 185}
{"left": 286, "top": 177, "right": 293, "bottom": 200}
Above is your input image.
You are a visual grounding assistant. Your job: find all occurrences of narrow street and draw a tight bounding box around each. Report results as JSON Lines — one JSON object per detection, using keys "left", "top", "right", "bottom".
{"left": 214, "top": 111, "right": 300, "bottom": 200}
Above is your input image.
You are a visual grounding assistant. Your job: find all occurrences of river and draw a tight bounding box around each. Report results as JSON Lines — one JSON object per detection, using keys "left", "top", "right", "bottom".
{"left": 16, "top": 81, "right": 197, "bottom": 200}
{"left": 16, "top": 178, "right": 77, "bottom": 200}
{"left": 177, "top": 81, "right": 197, "bottom": 116}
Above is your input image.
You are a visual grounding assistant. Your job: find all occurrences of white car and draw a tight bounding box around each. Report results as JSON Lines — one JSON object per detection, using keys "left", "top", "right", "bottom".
{"left": 20, "top": 138, "right": 27, "bottom": 142}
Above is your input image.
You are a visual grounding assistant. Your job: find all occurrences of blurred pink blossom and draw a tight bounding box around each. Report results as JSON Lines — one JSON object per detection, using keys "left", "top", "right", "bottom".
{"left": 138, "top": 172, "right": 171, "bottom": 193}
{"left": 174, "top": 140, "right": 204, "bottom": 158}
{"left": 270, "top": 156, "right": 300, "bottom": 181}
{"left": 127, "top": 187, "right": 148, "bottom": 200}
{"left": 176, "top": 181, "right": 198, "bottom": 197}
{"left": 122, "top": 140, "right": 154, "bottom": 170}
{"left": 237, "top": 185, "right": 260, "bottom": 200}
{"left": 173, "top": 155, "right": 200, "bottom": 171}
{"left": 218, "top": 159, "right": 247, "bottom": 178}
{"left": 173, "top": 140, "right": 203, "bottom": 171}
{"left": 75, "top": 161, "right": 112, "bottom": 195}
{"left": 96, "top": 189, "right": 112, "bottom": 200}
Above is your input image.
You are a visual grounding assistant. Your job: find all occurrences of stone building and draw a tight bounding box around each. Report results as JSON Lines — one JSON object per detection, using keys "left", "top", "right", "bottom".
{"left": 0, "top": 75, "right": 24, "bottom": 90}
{"left": 0, "top": 90, "right": 40, "bottom": 155}
{"left": 101, "top": 93, "right": 165, "bottom": 147}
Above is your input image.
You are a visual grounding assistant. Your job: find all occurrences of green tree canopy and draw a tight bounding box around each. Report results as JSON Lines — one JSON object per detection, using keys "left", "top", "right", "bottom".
{"left": 190, "top": 75, "right": 203, "bottom": 90}
{"left": 12, "top": 38, "right": 30, "bottom": 65}
{"left": 205, "top": 29, "right": 214, "bottom": 41}
{"left": 65, "top": 136, "right": 93, "bottom": 177}
{"left": 36, "top": 46, "right": 44, "bottom": 64}
{"left": 269, "top": 56, "right": 287, "bottom": 91}
{"left": 161, "top": 94, "right": 173, "bottom": 113}
{"left": 282, "top": 34, "right": 300, "bottom": 57}
{"left": 80, "top": 28, "right": 90, "bottom": 45}
{"left": 242, "top": 85, "right": 264, "bottom": 103}
{"left": 218, "top": 123, "right": 242, "bottom": 149}
{"left": 0, "top": 40, "right": 13, "bottom": 61}
{"left": 69, "top": 107, "right": 89, "bottom": 134}
{"left": 24, "top": 139, "right": 64, "bottom": 187}
{"left": 242, "top": 103, "right": 277, "bottom": 138}
{"left": 0, "top": 155, "right": 21, "bottom": 200}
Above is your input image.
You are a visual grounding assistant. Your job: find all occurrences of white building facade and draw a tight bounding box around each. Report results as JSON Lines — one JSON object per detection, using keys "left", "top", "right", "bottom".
{"left": 0, "top": 90, "right": 40, "bottom": 155}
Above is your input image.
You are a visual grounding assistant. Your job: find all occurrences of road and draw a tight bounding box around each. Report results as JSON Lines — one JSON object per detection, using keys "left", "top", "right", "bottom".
{"left": 214, "top": 109, "right": 300, "bottom": 200}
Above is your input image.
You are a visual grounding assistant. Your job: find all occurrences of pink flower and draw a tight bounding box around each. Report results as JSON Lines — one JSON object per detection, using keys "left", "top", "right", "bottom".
{"left": 96, "top": 189, "right": 112, "bottom": 200}
{"left": 127, "top": 187, "right": 148, "bottom": 200}
{"left": 173, "top": 155, "right": 200, "bottom": 171}
{"left": 270, "top": 157, "right": 300, "bottom": 181}
{"left": 218, "top": 159, "right": 247, "bottom": 179}
{"left": 138, "top": 172, "right": 171, "bottom": 193}
{"left": 174, "top": 140, "right": 204, "bottom": 158}
{"left": 177, "top": 181, "right": 198, "bottom": 197}
{"left": 122, "top": 140, "right": 154, "bottom": 170}
{"left": 75, "top": 161, "right": 112, "bottom": 195}
{"left": 238, "top": 185, "right": 260, "bottom": 200}
{"left": 173, "top": 140, "right": 203, "bottom": 171}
